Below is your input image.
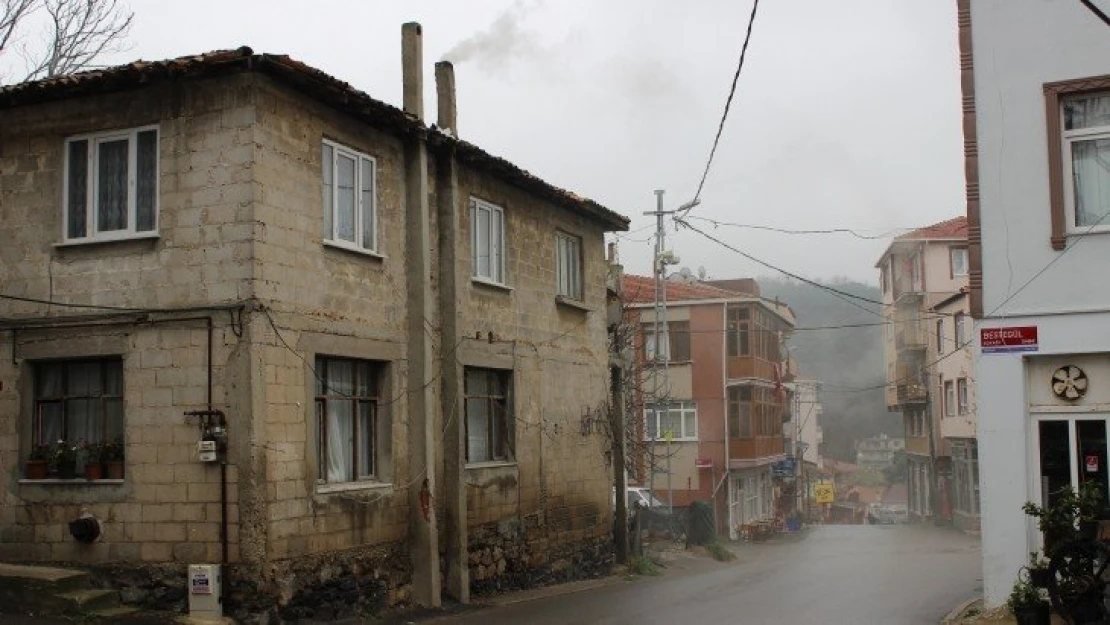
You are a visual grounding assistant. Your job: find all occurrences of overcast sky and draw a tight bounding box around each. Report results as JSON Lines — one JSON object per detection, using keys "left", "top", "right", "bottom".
{"left": 9, "top": 0, "right": 965, "bottom": 285}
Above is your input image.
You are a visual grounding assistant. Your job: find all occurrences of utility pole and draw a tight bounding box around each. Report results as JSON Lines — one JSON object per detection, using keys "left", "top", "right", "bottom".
{"left": 645, "top": 190, "right": 670, "bottom": 514}
{"left": 642, "top": 191, "right": 699, "bottom": 517}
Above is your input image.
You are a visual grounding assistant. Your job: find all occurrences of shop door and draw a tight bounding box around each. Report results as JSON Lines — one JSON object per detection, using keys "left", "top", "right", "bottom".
{"left": 1034, "top": 417, "right": 1110, "bottom": 548}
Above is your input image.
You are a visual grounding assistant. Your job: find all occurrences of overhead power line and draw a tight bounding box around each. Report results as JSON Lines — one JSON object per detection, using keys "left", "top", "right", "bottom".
{"left": 674, "top": 216, "right": 887, "bottom": 310}
{"left": 684, "top": 215, "right": 915, "bottom": 240}
{"left": 688, "top": 0, "right": 761, "bottom": 210}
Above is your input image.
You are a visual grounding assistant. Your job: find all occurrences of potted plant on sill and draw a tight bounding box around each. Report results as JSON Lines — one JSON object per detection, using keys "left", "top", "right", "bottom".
{"left": 83, "top": 441, "right": 105, "bottom": 481}
{"left": 48, "top": 440, "right": 77, "bottom": 479}
{"left": 1025, "top": 551, "right": 1053, "bottom": 589}
{"left": 1009, "top": 579, "right": 1051, "bottom": 625}
{"left": 25, "top": 444, "right": 49, "bottom": 480}
{"left": 104, "top": 437, "right": 124, "bottom": 480}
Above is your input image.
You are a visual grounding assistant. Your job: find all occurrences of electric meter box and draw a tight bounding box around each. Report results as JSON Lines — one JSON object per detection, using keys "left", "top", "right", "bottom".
{"left": 187, "top": 564, "right": 222, "bottom": 618}
{"left": 197, "top": 440, "right": 218, "bottom": 463}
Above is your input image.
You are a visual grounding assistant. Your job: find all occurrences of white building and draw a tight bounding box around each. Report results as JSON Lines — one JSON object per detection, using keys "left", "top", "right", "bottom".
{"left": 959, "top": 0, "right": 1110, "bottom": 607}
{"left": 855, "top": 434, "right": 904, "bottom": 471}
{"left": 788, "top": 379, "right": 823, "bottom": 468}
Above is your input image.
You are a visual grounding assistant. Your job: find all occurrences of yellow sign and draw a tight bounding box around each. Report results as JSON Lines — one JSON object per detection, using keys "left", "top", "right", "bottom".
{"left": 814, "top": 481, "right": 835, "bottom": 504}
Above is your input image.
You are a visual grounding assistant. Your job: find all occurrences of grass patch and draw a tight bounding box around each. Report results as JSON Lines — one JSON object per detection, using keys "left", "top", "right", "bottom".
{"left": 629, "top": 555, "right": 662, "bottom": 576}
{"left": 705, "top": 541, "right": 736, "bottom": 562}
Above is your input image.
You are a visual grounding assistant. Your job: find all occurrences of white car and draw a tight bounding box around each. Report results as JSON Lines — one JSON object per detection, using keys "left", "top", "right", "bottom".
{"left": 613, "top": 486, "right": 667, "bottom": 510}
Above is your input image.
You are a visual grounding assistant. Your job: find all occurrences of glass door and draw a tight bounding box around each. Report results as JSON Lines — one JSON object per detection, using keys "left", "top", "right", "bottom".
{"left": 1034, "top": 417, "right": 1110, "bottom": 549}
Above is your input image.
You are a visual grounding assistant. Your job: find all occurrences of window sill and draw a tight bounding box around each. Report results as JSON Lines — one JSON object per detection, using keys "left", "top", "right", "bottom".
{"left": 55, "top": 232, "right": 160, "bottom": 248}
{"left": 316, "top": 480, "right": 393, "bottom": 494}
{"left": 471, "top": 277, "right": 512, "bottom": 293}
{"left": 555, "top": 296, "right": 591, "bottom": 313}
{"left": 465, "top": 460, "right": 517, "bottom": 470}
{"left": 19, "top": 478, "right": 124, "bottom": 485}
{"left": 323, "top": 240, "right": 386, "bottom": 261}
{"left": 642, "top": 439, "right": 698, "bottom": 444}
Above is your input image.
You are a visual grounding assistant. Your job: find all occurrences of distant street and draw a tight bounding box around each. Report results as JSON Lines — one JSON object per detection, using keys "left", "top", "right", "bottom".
{"left": 430, "top": 525, "right": 981, "bottom": 625}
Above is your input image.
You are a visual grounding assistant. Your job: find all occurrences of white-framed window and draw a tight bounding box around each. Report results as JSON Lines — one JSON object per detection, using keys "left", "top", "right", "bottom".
{"left": 945, "top": 380, "right": 956, "bottom": 418}
{"left": 555, "top": 232, "right": 583, "bottom": 300}
{"left": 1061, "top": 92, "right": 1110, "bottom": 231}
{"left": 644, "top": 401, "right": 697, "bottom": 441}
{"left": 909, "top": 253, "right": 923, "bottom": 292}
{"left": 64, "top": 126, "right": 159, "bottom": 243}
{"left": 950, "top": 247, "right": 969, "bottom": 277}
{"left": 465, "top": 368, "right": 513, "bottom": 464}
{"left": 954, "top": 313, "right": 968, "bottom": 347}
{"left": 470, "top": 198, "right": 506, "bottom": 284}
{"left": 315, "top": 356, "right": 384, "bottom": 484}
{"left": 957, "top": 378, "right": 969, "bottom": 415}
{"left": 322, "top": 140, "right": 377, "bottom": 253}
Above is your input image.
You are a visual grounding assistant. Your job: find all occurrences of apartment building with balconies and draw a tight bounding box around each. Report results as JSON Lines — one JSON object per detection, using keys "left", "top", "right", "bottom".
{"left": 622, "top": 276, "right": 795, "bottom": 538}
{"left": 877, "top": 217, "right": 977, "bottom": 527}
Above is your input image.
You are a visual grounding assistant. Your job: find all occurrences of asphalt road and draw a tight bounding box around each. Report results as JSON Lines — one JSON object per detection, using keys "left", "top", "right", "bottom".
{"left": 433, "top": 524, "right": 982, "bottom": 625}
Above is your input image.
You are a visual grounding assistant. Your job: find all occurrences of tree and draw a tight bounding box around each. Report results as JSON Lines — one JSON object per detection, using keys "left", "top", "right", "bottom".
{"left": 1, "top": 0, "right": 132, "bottom": 84}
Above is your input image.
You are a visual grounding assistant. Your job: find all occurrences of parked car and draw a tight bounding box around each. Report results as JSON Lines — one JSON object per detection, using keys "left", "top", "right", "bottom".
{"left": 872, "top": 503, "right": 909, "bottom": 524}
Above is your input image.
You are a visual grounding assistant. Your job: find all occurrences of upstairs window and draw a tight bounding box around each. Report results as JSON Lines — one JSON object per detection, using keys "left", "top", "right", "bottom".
{"left": 954, "top": 312, "right": 968, "bottom": 347}
{"left": 471, "top": 198, "right": 506, "bottom": 285}
{"left": 950, "top": 247, "right": 969, "bottom": 277}
{"left": 1062, "top": 92, "right": 1110, "bottom": 230}
{"left": 643, "top": 321, "right": 690, "bottom": 362}
{"left": 644, "top": 401, "right": 697, "bottom": 441}
{"left": 555, "top": 232, "right": 583, "bottom": 300}
{"left": 957, "top": 378, "right": 969, "bottom": 415}
{"left": 944, "top": 380, "right": 956, "bottom": 418}
{"left": 64, "top": 127, "right": 159, "bottom": 243}
{"left": 322, "top": 140, "right": 377, "bottom": 253}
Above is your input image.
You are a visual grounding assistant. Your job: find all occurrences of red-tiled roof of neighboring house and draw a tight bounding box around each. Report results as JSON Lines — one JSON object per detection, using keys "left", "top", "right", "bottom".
{"left": 621, "top": 275, "right": 742, "bottom": 305}
{"left": 0, "top": 48, "right": 629, "bottom": 231}
{"left": 895, "top": 216, "right": 968, "bottom": 241}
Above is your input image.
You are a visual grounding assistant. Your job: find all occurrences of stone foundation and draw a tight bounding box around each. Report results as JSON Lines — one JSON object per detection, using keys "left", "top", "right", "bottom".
{"left": 466, "top": 518, "right": 613, "bottom": 596}
{"left": 79, "top": 541, "right": 412, "bottom": 623}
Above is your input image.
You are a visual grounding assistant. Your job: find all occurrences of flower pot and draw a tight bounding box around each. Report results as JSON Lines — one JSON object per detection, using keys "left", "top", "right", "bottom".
{"left": 25, "top": 460, "right": 47, "bottom": 480}
{"left": 1028, "top": 567, "right": 1054, "bottom": 588}
{"left": 1013, "top": 603, "right": 1051, "bottom": 625}
{"left": 56, "top": 460, "right": 76, "bottom": 480}
{"left": 84, "top": 462, "right": 104, "bottom": 481}
{"left": 104, "top": 460, "right": 124, "bottom": 480}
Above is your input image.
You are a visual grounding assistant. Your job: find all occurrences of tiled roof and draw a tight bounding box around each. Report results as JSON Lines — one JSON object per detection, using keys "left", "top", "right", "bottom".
{"left": 621, "top": 274, "right": 744, "bottom": 304}
{"left": 0, "top": 48, "right": 629, "bottom": 231}
{"left": 896, "top": 216, "right": 968, "bottom": 241}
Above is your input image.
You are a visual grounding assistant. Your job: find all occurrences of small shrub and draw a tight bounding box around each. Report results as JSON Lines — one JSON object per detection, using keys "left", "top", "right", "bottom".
{"left": 629, "top": 555, "right": 661, "bottom": 576}
{"left": 705, "top": 541, "right": 735, "bottom": 562}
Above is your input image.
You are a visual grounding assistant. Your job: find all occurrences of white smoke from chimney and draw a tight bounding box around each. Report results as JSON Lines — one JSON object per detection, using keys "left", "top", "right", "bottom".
{"left": 441, "top": 0, "right": 543, "bottom": 69}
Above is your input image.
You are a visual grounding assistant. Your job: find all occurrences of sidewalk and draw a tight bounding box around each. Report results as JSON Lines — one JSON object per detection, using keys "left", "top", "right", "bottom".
{"left": 939, "top": 597, "right": 1068, "bottom": 624}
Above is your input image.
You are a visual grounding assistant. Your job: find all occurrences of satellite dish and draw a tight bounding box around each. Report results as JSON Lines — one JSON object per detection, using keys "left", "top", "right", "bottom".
{"left": 679, "top": 267, "right": 693, "bottom": 278}
{"left": 698, "top": 266, "right": 707, "bottom": 280}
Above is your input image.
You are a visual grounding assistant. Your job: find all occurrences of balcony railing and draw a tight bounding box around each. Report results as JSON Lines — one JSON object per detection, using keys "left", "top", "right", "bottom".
{"left": 729, "top": 437, "right": 784, "bottom": 461}
{"left": 896, "top": 381, "right": 927, "bottom": 405}
{"left": 895, "top": 322, "right": 927, "bottom": 352}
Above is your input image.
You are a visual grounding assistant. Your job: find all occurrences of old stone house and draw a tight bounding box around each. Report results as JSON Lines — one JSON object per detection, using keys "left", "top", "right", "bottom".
{"left": 0, "top": 24, "right": 628, "bottom": 620}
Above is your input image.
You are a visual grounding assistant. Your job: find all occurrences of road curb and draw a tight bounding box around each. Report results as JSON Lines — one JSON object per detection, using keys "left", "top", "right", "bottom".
{"left": 482, "top": 574, "right": 630, "bottom": 608}
{"left": 939, "top": 596, "right": 982, "bottom": 625}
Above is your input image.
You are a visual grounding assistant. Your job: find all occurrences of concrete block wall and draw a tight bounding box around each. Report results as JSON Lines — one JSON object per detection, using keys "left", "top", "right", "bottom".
{"left": 453, "top": 165, "right": 613, "bottom": 550}
{"left": 250, "top": 79, "right": 413, "bottom": 562}
{"left": 0, "top": 321, "right": 245, "bottom": 566}
{"left": 0, "top": 77, "right": 258, "bottom": 568}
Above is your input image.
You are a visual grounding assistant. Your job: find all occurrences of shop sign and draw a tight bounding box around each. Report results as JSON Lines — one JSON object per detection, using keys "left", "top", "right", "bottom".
{"left": 695, "top": 458, "right": 713, "bottom": 469}
{"left": 814, "top": 481, "right": 835, "bottom": 504}
{"left": 981, "top": 326, "right": 1039, "bottom": 354}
